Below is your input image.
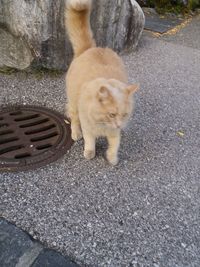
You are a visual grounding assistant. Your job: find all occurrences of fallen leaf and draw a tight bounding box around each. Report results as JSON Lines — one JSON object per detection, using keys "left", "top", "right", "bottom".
{"left": 64, "top": 119, "right": 70, "bottom": 124}
{"left": 177, "top": 131, "right": 185, "bottom": 137}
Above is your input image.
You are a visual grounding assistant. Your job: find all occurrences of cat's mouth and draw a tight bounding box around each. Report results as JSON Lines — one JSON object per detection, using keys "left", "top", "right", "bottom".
{"left": 96, "top": 121, "right": 123, "bottom": 130}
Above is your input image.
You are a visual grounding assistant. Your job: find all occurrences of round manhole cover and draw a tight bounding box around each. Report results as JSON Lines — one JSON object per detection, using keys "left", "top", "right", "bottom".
{"left": 0, "top": 106, "right": 73, "bottom": 172}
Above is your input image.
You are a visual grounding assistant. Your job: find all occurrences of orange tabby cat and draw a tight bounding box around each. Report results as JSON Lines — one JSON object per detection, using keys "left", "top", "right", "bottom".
{"left": 65, "top": 0, "right": 139, "bottom": 165}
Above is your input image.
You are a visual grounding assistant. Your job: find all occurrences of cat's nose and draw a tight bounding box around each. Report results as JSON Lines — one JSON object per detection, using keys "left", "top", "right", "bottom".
{"left": 116, "top": 122, "right": 121, "bottom": 128}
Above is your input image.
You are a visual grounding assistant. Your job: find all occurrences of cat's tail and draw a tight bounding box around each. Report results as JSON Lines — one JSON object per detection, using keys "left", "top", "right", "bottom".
{"left": 65, "top": 0, "right": 96, "bottom": 57}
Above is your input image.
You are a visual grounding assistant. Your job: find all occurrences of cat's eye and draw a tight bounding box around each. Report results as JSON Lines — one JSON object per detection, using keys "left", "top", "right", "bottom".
{"left": 109, "top": 113, "right": 116, "bottom": 118}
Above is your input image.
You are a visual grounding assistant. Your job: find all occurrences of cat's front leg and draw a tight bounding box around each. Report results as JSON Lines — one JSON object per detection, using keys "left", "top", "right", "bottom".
{"left": 66, "top": 104, "right": 83, "bottom": 141}
{"left": 106, "top": 131, "right": 121, "bottom": 165}
{"left": 82, "top": 130, "right": 96, "bottom": 160}
{"left": 71, "top": 121, "right": 82, "bottom": 141}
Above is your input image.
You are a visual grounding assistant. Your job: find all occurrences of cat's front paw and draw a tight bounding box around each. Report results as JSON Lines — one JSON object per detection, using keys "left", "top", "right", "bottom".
{"left": 84, "top": 150, "right": 95, "bottom": 160}
{"left": 106, "top": 152, "right": 119, "bottom": 166}
{"left": 71, "top": 128, "right": 83, "bottom": 141}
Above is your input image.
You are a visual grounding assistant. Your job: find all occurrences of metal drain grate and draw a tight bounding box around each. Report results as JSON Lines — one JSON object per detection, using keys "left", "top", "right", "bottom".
{"left": 0, "top": 106, "right": 73, "bottom": 172}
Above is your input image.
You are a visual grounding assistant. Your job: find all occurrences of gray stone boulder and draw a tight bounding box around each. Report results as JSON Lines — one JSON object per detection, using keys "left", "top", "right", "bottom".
{"left": 0, "top": 0, "right": 145, "bottom": 71}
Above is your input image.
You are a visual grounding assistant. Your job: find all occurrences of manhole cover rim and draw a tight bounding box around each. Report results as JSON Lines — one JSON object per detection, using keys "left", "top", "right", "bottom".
{"left": 0, "top": 105, "right": 73, "bottom": 173}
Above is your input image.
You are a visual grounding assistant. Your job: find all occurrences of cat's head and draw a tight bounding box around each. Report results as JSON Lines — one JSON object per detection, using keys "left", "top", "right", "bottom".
{"left": 88, "top": 79, "right": 139, "bottom": 129}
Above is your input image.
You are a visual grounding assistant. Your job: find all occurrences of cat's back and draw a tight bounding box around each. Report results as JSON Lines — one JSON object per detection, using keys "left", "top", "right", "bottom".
{"left": 67, "top": 47, "right": 127, "bottom": 85}
{"left": 83, "top": 47, "right": 122, "bottom": 66}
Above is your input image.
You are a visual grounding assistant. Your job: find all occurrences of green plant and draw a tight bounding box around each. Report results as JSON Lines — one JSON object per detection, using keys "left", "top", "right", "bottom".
{"left": 188, "top": 0, "right": 200, "bottom": 10}
{"left": 145, "top": 0, "right": 200, "bottom": 13}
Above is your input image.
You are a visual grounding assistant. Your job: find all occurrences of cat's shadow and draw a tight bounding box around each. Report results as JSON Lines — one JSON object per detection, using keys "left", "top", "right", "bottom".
{"left": 95, "top": 138, "right": 108, "bottom": 158}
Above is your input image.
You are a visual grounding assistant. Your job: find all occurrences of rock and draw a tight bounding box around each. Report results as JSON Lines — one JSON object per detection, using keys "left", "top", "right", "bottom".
{"left": 91, "top": 0, "right": 145, "bottom": 51}
{"left": 0, "top": 28, "right": 33, "bottom": 70}
{"left": 0, "top": 0, "right": 144, "bottom": 71}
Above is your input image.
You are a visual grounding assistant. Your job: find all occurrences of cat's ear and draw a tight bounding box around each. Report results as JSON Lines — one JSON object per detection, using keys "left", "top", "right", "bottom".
{"left": 126, "top": 84, "right": 139, "bottom": 95}
{"left": 97, "top": 86, "right": 111, "bottom": 102}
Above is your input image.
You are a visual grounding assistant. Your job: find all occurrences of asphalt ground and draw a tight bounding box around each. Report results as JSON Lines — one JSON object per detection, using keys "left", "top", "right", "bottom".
{"left": 0, "top": 15, "right": 200, "bottom": 267}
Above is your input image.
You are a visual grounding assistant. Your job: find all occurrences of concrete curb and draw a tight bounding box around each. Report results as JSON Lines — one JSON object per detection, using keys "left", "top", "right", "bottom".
{"left": 0, "top": 218, "right": 79, "bottom": 267}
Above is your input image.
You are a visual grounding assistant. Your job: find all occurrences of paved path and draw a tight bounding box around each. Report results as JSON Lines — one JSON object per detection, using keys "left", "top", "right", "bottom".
{"left": 0, "top": 15, "right": 200, "bottom": 267}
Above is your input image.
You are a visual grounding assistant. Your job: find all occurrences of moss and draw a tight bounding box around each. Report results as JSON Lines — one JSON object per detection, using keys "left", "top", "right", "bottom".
{"left": 0, "top": 66, "right": 64, "bottom": 79}
{"left": 30, "top": 67, "right": 64, "bottom": 80}
{"left": 0, "top": 67, "right": 18, "bottom": 75}
{"left": 158, "top": 1, "right": 187, "bottom": 14}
